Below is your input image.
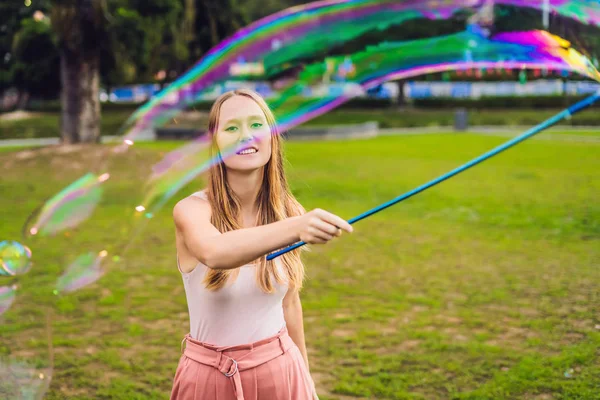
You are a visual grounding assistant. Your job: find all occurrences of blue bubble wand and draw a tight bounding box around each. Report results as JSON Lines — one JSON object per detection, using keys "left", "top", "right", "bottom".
{"left": 267, "top": 91, "right": 600, "bottom": 260}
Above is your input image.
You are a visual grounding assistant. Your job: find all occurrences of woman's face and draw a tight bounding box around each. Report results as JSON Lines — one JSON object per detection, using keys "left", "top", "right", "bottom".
{"left": 215, "top": 95, "right": 272, "bottom": 172}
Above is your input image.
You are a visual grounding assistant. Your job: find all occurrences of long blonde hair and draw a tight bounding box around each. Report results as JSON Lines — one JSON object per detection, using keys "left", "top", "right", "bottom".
{"left": 202, "top": 89, "right": 306, "bottom": 293}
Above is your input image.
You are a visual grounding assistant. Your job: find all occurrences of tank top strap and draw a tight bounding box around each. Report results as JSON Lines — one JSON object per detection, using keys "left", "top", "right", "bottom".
{"left": 190, "top": 189, "right": 208, "bottom": 200}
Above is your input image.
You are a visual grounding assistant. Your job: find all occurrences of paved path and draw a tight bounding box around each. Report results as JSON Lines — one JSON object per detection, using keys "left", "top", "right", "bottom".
{"left": 0, "top": 130, "right": 155, "bottom": 148}
{"left": 379, "top": 126, "right": 600, "bottom": 143}
{"left": 1, "top": 126, "right": 598, "bottom": 148}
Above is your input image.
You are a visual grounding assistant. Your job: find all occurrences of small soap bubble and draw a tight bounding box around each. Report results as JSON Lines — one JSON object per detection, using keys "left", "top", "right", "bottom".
{"left": 0, "top": 241, "right": 32, "bottom": 276}
{"left": 564, "top": 368, "right": 574, "bottom": 378}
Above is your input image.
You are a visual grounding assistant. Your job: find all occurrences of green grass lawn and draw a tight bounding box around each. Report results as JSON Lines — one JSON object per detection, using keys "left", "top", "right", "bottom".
{"left": 0, "top": 110, "right": 132, "bottom": 140}
{"left": 0, "top": 132, "right": 598, "bottom": 399}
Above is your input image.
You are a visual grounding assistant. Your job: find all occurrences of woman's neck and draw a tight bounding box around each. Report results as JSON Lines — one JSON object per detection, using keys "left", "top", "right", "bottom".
{"left": 226, "top": 167, "right": 264, "bottom": 215}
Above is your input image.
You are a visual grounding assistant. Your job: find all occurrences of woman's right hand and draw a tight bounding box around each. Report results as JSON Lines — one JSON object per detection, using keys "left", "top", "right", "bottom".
{"left": 296, "top": 208, "right": 353, "bottom": 244}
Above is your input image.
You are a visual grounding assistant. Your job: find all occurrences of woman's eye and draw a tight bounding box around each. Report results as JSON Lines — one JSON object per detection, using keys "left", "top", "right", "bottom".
{"left": 225, "top": 126, "right": 238, "bottom": 132}
{"left": 251, "top": 122, "right": 263, "bottom": 129}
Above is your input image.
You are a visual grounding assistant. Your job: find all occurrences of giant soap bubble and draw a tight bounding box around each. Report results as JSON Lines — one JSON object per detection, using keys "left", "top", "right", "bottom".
{"left": 23, "top": 1, "right": 600, "bottom": 243}
{"left": 3, "top": 1, "right": 600, "bottom": 397}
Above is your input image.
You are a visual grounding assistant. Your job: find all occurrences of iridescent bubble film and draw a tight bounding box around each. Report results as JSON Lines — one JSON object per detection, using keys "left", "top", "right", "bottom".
{"left": 0, "top": 285, "right": 18, "bottom": 316}
{"left": 119, "top": 0, "right": 600, "bottom": 212}
{"left": 25, "top": 172, "right": 109, "bottom": 237}
{"left": 54, "top": 251, "right": 108, "bottom": 294}
{"left": 0, "top": 241, "right": 32, "bottom": 277}
{"left": 0, "top": 358, "right": 52, "bottom": 400}
{"left": 137, "top": 135, "right": 212, "bottom": 214}
{"left": 122, "top": 0, "right": 600, "bottom": 142}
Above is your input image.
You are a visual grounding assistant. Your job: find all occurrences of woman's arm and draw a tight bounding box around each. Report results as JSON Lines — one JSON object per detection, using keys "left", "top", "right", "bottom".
{"left": 173, "top": 196, "right": 352, "bottom": 271}
{"left": 283, "top": 287, "right": 310, "bottom": 372}
{"left": 174, "top": 196, "right": 302, "bottom": 271}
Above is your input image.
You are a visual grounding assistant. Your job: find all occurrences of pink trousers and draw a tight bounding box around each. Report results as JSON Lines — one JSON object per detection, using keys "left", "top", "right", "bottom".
{"left": 170, "top": 326, "right": 316, "bottom": 400}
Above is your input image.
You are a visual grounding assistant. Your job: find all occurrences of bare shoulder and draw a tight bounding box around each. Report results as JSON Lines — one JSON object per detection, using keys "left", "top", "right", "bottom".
{"left": 173, "top": 192, "right": 212, "bottom": 229}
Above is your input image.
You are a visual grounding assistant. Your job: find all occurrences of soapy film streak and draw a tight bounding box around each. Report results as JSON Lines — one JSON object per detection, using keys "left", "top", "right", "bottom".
{"left": 119, "top": 1, "right": 474, "bottom": 135}
{"left": 122, "top": 0, "right": 600, "bottom": 139}
{"left": 0, "top": 285, "right": 17, "bottom": 315}
{"left": 362, "top": 60, "right": 594, "bottom": 98}
{"left": 134, "top": 28, "right": 600, "bottom": 212}
{"left": 128, "top": 43, "right": 596, "bottom": 146}
{"left": 55, "top": 252, "right": 106, "bottom": 294}
{"left": 25, "top": 23, "right": 599, "bottom": 242}
{"left": 140, "top": 23, "right": 600, "bottom": 195}
{"left": 22, "top": 153, "right": 112, "bottom": 239}
{"left": 137, "top": 58, "right": 594, "bottom": 215}
{"left": 0, "top": 312, "right": 53, "bottom": 398}
{"left": 30, "top": 2, "right": 598, "bottom": 231}
{"left": 123, "top": 6, "right": 452, "bottom": 133}
{"left": 30, "top": 187, "right": 100, "bottom": 235}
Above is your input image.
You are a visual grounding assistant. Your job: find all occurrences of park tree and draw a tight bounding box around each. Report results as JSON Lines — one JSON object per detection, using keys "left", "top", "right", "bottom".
{"left": 49, "top": 0, "right": 186, "bottom": 144}
{"left": 0, "top": 1, "right": 53, "bottom": 104}
{"left": 11, "top": 15, "right": 60, "bottom": 109}
{"left": 0, "top": 3, "right": 29, "bottom": 92}
{"left": 186, "top": 0, "right": 248, "bottom": 62}
{"left": 101, "top": 1, "right": 186, "bottom": 87}
{"left": 187, "top": 0, "right": 308, "bottom": 61}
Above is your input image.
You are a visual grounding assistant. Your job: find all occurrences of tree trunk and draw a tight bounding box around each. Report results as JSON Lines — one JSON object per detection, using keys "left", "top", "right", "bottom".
{"left": 60, "top": 50, "right": 100, "bottom": 144}
{"left": 184, "top": 0, "right": 196, "bottom": 43}
{"left": 206, "top": 3, "right": 220, "bottom": 47}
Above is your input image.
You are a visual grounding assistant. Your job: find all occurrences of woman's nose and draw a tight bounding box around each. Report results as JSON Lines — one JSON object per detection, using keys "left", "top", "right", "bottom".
{"left": 239, "top": 128, "right": 254, "bottom": 142}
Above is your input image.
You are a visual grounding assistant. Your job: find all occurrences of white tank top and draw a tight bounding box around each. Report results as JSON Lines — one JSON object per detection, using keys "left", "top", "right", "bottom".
{"left": 178, "top": 190, "right": 288, "bottom": 347}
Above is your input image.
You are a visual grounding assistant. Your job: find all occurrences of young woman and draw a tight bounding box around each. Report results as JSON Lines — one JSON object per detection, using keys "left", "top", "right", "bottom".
{"left": 170, "top": 89, "right": 353, "bottom": 400}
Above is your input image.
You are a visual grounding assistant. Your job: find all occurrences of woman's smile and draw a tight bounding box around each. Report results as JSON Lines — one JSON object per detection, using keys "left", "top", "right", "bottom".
{"left": 236, "top": 146, "right": 258, "bottom": 155}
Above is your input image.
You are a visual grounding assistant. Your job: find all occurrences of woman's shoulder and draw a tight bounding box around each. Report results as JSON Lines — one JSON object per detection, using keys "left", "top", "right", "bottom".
{"left": 179, "top": 188, "right": 209, "bottom": 204}
{"left": 173, "top": 189, "right": 210, "bottom": 224}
